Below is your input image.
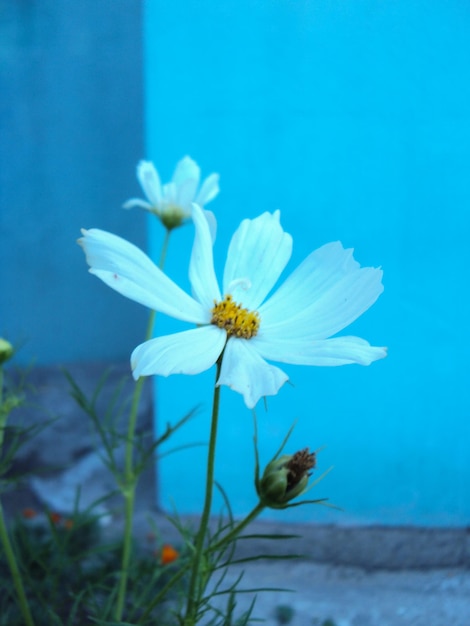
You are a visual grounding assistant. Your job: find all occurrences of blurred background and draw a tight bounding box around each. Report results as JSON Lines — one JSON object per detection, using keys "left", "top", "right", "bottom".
{"left": 2, "top": 0, "right": 469, "bottom": 527}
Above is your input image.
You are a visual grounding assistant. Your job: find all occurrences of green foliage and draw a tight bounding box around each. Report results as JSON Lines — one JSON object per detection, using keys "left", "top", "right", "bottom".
{"left": 0, "top": 511, "right": 182, "bottom": 625}
{"left": 0, "top": 352, "right": 333, "bottom": 625}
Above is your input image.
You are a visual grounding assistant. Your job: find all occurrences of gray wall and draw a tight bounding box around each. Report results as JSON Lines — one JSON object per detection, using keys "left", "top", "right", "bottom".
{"left": 1, "top": 0, "right": 147, "bottom": 365}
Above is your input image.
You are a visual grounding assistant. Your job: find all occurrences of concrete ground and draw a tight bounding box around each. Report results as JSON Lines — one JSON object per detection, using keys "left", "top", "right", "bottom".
{"left": 127, "top": 506, "right": 470, "bottom": 626}
{"left": 209, "top": 561, "right": 470, "bottom": 626}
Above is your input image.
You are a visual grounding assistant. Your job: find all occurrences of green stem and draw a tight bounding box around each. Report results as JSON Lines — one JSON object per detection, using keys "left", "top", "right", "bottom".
{"left": 0, "top": 387, "right": 35, "bottom": 626}
{"left": 136, "top": 562, "right": 189, "bottom": 623}
{"left": 0, "top": 502, "right": 35, "bottom": 626}
{"left": 114, "top": 228, "right": 171, "bottom": 621}
{"left": 183, "top": 357, "right": 223, "bottom": 625}
{"left": 209, "top": 501, "right": 265, "bottom": 553}
{"left": 158, "top": 228, "right": 171, "bottom": 269}
{"left": 0, "top": 369, "right": 4, "bottom": 451}
{"left": 136, "top": 501, "right": 266, "bottom": 624}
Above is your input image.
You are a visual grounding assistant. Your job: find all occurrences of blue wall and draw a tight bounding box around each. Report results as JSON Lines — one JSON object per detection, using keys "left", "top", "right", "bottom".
{"left": 1, "top": 0, "right": 146, "bottom": 364}
{"left": 145, "top": 1, "right": 470, "bottom": 526}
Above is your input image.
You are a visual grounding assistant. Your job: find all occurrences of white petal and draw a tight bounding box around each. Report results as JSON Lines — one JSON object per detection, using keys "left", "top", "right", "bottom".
{"left": 175, "top": 178, "right": 198, "bottom": 209}
{"left": 189, "top": 204, "right": 221, "bottom": 309}
{"left": 136, "top": 161, "right": 162, "bottom": 206}
{"left": 252, "top": 334, "right": 387, "bottom": 366}
{"left": 131, "top": 326, "right": 226, "bottom": 378}
{"left": 122, "top": 198, "right": 154, "bottom": 211}
{"left": 162, "top": 181, "right": 177, "bottom": 205}
{"left": 195, "top": 173, "right": 220, "bottom": 206}
{"left": 79, "top": 229, "right": 208, "bottom": 324}
{"left": 203, "top": 209, "right": 217, "bottom": 244}
{"left": 217, "top": 338, "right": 289, "bottom": 408}
{"left": 258, "top": 242, "right": 360, "bottom": 323}
{"left": 172, "top": 156, "right": 200, "bottom": 204}
{"left": 261, "top": 266, "right": 384, "bottom": 341}
{"left": 223, "top": 210, "right": 292, "bottom": 310}
{"left": 172, "top": 156, "right": 200, "bottom": 186}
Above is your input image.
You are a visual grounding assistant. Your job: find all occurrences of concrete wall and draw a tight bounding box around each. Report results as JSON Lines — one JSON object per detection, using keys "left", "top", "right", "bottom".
{"left": 0, "top": 0, "right": 147, "bottom": 364}
{"left": 145, "top": 1, "right": 470, "bottom": 525}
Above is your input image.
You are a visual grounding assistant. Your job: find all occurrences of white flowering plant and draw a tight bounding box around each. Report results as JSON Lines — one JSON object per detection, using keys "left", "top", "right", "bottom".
{"left": 0, "top": 155, "right": 385, "bottom": 626}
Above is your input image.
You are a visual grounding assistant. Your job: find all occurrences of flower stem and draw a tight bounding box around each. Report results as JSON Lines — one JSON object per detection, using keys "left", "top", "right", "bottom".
{"left": 0, "top": 501, "right": 35, "bottom": 626}
{"left": 209, "top": 501, "right": 265, "bottom": 553}
{"left": 158, "top": 228, "right": 171, "bottom": 268}
{"left": 135, "top": 500, "right": 265, "bottom": 624}
{"left": 183, "top": 357, "right": 223, "bottom": 625}
{"left": 136, "top": 497, "right": 267, "bottom": 624}
{"left": 114, "top": 228, "right": 171, "bottom": 621}
{"left": 0, "top": 376, "right": 35, "bottom": 626}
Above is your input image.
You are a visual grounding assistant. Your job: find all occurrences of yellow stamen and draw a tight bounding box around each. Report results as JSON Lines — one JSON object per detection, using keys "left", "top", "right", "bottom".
{"left": 211, "top": 295, "right": 260, "bottom": 339}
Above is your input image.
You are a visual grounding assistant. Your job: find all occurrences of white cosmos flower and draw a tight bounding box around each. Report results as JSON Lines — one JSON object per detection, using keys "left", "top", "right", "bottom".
{"left": 79, "top": 205, "right": 386, "bottom": 408}
{"left": 123, "top": 156, "right": 219, "bottom": 234}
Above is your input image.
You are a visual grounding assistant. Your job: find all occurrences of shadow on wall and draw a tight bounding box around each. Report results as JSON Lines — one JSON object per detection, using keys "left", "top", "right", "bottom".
{"left": 0, "top": 0, "right": 147, "bottom": 365}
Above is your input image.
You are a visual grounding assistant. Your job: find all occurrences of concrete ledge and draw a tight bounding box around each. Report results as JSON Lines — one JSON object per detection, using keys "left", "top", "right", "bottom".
{"left": 237, "top": 521, "right": 470, "bottom": 570}
{"left": 128, "top": 512, "right": 470, "bottom": 571}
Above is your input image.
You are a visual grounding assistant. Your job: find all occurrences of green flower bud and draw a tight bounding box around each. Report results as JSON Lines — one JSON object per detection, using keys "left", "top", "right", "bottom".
{"left": 0, "top": 393, "right": 22, "bottom": 418}
{"left": 159, "top": 205, "right": 188, "bottom": 231}
{"left": 257, "top": 448, "right": 316, "bottom": 509}
{"left": 0, "top": 338, "right": 14, "bottom": 365}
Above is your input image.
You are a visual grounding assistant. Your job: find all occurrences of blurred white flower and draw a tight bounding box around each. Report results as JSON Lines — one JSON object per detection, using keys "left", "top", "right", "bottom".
{"left": 80, "top": 205, "right": 386, "bottom": 408}
{"left": 123, "top": 156, "right": 219, "bottom": 233}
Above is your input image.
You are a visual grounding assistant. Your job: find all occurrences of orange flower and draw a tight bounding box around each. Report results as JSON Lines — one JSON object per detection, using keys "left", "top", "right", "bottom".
{"left": 64, "top": 518, "right": 74, "bottom": 530}
{"left": 160, "top": 544, "right": 179, "bottom": 565}
{"left": 22, "top": 508, "right": 37, "bottom": 520}
{"left": 48, "top": 512, "right": 62, "bottom": 525}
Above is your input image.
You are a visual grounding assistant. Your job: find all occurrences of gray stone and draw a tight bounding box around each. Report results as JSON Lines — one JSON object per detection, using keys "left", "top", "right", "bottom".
{"left": 3, "top": 361, "right": 155, "bottom": 517}
{"left": 225, "top": 520, "right": 469, "bottom": 570}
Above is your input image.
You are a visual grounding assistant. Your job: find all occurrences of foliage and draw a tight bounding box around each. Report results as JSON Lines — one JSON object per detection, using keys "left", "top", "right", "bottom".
{"left": 0, "top": 361, "right": 328, "bottom": 625}
{"left": 0, "top": 509, "right": 183, "bottom": 625}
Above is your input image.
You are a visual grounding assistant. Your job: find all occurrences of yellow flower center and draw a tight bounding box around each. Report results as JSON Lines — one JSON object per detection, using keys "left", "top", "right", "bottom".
{"left": 211, "top": 295, "right": 260, "bottom": 339}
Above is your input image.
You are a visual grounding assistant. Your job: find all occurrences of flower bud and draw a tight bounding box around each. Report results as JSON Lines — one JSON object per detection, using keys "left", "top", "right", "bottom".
{"left": 257, "top": 448, "right": 316, "bottom": 509}
{"left": 0, "top": 338, "right": 14, "bottom": 365}
{"left": 159, "top": 205, "right": 188, "bottom": 230}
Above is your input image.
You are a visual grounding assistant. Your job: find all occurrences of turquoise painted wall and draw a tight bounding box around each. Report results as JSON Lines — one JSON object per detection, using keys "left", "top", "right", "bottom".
{"left": 145, "top": 1, "right": 470, "bottom": 525}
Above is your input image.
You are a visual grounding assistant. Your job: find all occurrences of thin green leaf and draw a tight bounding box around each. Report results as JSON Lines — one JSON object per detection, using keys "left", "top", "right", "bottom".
{"left": 235, "top": 533, "right": 300, "bottom": 541}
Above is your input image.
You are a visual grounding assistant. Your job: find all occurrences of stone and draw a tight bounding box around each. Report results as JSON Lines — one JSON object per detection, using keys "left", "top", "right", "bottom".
{"left": 3, "top": 361, "right": 155, "bottom": 518}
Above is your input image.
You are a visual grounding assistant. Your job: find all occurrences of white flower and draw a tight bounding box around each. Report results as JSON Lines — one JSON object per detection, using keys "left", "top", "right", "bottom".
{"left": 123, "top": 156, "right": 219, "bottom": 233}
{"left": 79, "top": 205, "right": 386, "bottom": 408}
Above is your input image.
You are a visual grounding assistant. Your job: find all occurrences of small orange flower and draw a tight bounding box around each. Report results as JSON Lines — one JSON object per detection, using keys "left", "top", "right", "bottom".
{"left": 22, "top": 508, "right": 37, "bottom": 520}
{"left": 64, "top": 518, "right": 74, "bottom": 530}
{"left": 160, "top": 544, "right": 179, "bottom": 565}
{"left": 48, "top": 512, "right": 62, "bottom": 525}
